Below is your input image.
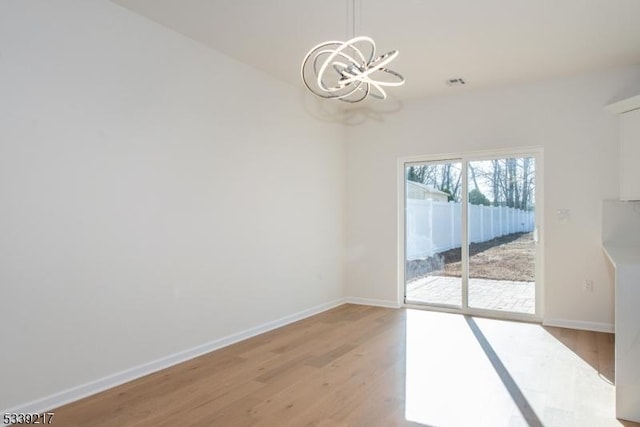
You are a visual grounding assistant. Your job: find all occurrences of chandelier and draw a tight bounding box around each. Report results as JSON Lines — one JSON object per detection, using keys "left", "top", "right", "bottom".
{"left": 300, "top": 2, "right": 405, "bottom": 103}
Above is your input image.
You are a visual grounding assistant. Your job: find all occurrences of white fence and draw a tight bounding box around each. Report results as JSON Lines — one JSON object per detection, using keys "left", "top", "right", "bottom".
{"left": 406, "top": 200, "right": 535, "bottom": 260}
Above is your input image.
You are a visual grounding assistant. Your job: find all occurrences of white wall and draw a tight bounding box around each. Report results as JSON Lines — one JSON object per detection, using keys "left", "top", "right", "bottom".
{"left": 0, "top": 0, "right": 345, "bottom": 409}
{"left": 345, "top": 65, "right": 640, "bottom": 325}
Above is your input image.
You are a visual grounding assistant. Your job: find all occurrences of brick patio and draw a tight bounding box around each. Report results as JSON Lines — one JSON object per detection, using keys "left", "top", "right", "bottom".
{"left": 406, "top": 275, "right": 535, "bottom": 314}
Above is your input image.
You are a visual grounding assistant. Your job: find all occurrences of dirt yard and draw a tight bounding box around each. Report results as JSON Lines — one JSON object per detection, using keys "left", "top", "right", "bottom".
{"left": 407, "top": 232, "right": 535, "bottom": 282}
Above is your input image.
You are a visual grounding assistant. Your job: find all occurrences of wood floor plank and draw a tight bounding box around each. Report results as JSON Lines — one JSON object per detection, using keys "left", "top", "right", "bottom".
{"left": 47, "top": 304, "right": 639, "bottom": 427}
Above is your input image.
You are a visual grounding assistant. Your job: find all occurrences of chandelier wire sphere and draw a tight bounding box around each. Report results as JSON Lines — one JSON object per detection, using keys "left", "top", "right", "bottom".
{"left": 301, "top": 1, "right": 405, "bottom": 103}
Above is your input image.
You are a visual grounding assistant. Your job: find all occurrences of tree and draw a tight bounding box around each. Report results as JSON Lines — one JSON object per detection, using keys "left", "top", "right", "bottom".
{"left": 469, "top": 188, "right": 491, "bottom": 206}
{"left": 406, "top": 164, "right": 461, "bottom": 202}
{"left": 406, "top": 166, "right": 424, "bottom": 183}
{"left": 408, "top": 158, "right": 534, "bottom": 209}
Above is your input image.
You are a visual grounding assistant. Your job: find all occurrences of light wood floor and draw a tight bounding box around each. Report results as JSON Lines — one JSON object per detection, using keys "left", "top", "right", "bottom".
{"left": 51, "top": 304, "right": 639, "bottom": 426}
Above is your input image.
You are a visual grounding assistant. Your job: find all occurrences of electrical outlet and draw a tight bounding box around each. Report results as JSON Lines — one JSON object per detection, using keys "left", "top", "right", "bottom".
{"left": 584, "top": 280, "right": 594, "bottom": 292}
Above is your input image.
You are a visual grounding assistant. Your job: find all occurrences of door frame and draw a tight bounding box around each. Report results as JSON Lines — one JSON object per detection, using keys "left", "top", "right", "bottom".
{"left": 397, "top": 146, "right": 544, "bottom": 322}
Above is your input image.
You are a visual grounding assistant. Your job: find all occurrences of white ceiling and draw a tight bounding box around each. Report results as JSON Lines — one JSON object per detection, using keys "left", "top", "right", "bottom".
{"left": 112, "top": 0, "right": 640, "bottom": 101}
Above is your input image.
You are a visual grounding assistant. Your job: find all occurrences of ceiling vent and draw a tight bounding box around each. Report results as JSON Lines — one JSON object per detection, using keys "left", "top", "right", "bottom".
{"left": 446, "top": 78, "right": 466, "bottom": 87}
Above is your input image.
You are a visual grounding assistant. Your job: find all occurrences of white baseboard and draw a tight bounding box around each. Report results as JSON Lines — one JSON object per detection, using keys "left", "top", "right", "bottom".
{"left": 344, "top": 296, "right": 401, "bottom": 309}
{"left": 542, "top": 318, "right": 614, "bottom": 333}
{"left": 1, "top": 298, "right": 347, "bottom": 420}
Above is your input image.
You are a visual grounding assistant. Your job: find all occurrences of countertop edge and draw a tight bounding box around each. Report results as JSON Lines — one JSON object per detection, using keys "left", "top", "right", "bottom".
{"left": 603, "top": 244, "right": 640, "bottom": 267}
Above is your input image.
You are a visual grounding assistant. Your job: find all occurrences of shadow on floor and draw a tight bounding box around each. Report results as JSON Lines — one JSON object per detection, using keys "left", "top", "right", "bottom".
{"left": 465, "top": 316, "right": 544, "bottom": 427}
{"left": 542, "top": 325, "right": 615, "bottom": 384}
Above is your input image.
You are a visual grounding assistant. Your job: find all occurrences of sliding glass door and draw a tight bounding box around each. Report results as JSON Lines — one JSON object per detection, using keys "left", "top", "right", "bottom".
{"left": 403, "top": 151, "right": 540, "bottom": 319}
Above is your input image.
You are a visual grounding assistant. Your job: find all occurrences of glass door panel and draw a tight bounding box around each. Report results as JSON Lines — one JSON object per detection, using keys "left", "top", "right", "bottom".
{"left": 467, "top": 158, "right": 536, "bottom": 314}
{"left": 405, "top": 161, "right": 462, "bottom": 307}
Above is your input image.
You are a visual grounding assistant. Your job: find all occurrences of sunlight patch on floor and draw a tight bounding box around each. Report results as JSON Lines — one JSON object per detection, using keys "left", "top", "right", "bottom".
{"left": 404, "top": 309, "right": 618, "bottom": 427}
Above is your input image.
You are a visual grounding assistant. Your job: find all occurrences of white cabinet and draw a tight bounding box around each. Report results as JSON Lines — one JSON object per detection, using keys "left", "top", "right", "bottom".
{"left": 606, "top": 95, "right": 640, "bottom": 201}
{"left": 603, "top": 245, "right": 640, "bottom": 423}
{"left": 620, "top": 108, "right": 640, "bottom": 200}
